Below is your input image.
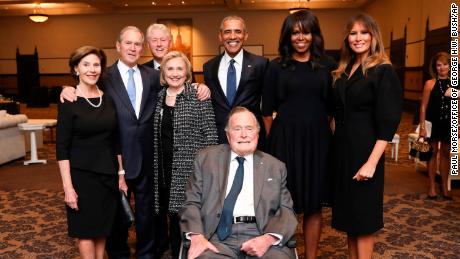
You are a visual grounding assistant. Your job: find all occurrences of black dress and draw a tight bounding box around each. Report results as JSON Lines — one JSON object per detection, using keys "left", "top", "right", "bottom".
{"left": 262, "top": 58, "right": 334, "bottom": 215}
{"left": 56, "top": 94, "right": 119, "bottom": 238}
{"left": 426, "top": 79, "right": 452, "bottom": 143}
{"left": 331, "top": 64, "right": 402, "bottom": 235}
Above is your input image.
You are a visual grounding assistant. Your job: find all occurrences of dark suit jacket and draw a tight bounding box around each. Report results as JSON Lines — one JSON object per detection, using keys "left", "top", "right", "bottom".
{"left": 142, "top": 59, "right": 196, "bottom": 83}
{"left": 180, "top": 144, "right": 298, "bottom": 246}
{"left": 203, "top": 50, "right": 268, "bottom": 145}
{"left": 102, "top": 62, "right": 161, "bottom": 179}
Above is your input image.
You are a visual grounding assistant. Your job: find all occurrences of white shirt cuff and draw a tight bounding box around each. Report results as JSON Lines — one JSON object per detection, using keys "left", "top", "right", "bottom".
{"left": 267, "top": 233, "right": 283, "bottom": 246}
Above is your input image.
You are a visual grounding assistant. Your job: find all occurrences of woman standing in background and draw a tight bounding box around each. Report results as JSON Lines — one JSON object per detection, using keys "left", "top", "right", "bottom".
{"left": 419, "top": 52, "right": 454, "bottom": 200}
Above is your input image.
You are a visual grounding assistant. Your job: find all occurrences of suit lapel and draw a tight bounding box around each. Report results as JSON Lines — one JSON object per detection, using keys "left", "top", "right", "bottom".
{"left": 218, "top": 145, "right": 231, "bottom": 207}
{"left": 108, "top": 64, "right": 137, "bottom": 119}
{"left": 138, "top": 65, "right": 151, "bottom": 119}
{"left": 252, "top": 150, "right": 265, "bottom": 211}
{"left": 211, "top": 54, "right": 230, "bottom": 107}
{"left": 235, "top": 50, "right": 251, "bottom": 103}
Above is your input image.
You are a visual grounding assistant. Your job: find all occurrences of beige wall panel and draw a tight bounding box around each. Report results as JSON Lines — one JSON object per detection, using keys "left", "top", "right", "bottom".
{"left": 0, "top": 60, "right": 16, "bottom": 74}
{"left": 0, "top": 9, "right": 355, "bottom": 74}
{"left": 405, "top": 41, "right": 425, "bottom": 67}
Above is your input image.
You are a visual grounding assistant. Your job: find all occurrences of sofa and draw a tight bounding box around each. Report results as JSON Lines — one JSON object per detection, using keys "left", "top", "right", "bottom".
{"left": 0, "top": 110, "right": 28, "bottom": 165}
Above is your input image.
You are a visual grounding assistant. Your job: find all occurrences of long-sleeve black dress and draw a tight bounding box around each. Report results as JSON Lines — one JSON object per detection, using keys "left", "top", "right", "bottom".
{"left": 56, "top": 94, "right": 120, "bottom": 238}
{"left": 332, "top": 64, "right": 402, "bottom": 235}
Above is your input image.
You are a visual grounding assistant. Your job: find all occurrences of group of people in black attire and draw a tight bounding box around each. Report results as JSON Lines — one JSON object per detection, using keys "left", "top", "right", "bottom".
{"left": 56, "top": 9, "right": 406, "bottom": 259}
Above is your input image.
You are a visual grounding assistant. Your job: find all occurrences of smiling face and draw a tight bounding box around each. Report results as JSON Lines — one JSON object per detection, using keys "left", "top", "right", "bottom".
{"left": 226, "top": 110, "right": 259, "bottom": 156}
{"left": 436, "top": 60, "right": 450, "bottom": 79}
{"left": 290, "top": 23, "right": 312, "bottom": 59}
{"left": 74, "top": 54, "right": 101, "bottom": 87}
{"left": 219, "top": 18, "right": 248, "bottom": 58}
{"left": 348, "top": 22, "right": 372, "bottom": 60}
{"left": 164, "top": 57, "right": 187, "bottom": 88}
{"left": 147, "top": 28, "right": 171, "bottom": 63}
{"left": 116, "top": 28, "right": 143, "bottom": 67}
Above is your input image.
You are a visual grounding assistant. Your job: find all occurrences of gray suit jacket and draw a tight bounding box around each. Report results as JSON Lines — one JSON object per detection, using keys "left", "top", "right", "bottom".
{"left": 180, "top": 144, "right": 298, "bottom": 246}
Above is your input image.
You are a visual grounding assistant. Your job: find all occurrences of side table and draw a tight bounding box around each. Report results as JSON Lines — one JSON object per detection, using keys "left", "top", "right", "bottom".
{"left": 18, "top": 123, "right": 47, "bottom": 165}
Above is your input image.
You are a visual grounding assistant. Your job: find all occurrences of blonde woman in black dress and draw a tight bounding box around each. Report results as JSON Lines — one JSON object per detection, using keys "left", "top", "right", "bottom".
{"left": 331, "top": 14, "right": 402, "bottom": 258}
{"left": 57, "top": 46, "right": 124, "bottom": 259}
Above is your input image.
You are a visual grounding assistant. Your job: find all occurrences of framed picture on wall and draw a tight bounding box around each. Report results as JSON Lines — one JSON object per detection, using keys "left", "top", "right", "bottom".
{"left": 157, "top": 18, "right": 193, "bottom": 64}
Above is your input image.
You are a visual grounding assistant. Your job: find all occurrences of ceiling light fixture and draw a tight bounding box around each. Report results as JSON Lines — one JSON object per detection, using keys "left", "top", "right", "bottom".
{"left": 28, "top": 4, "right": 48, "bottom": 23}
{"left": 289, "top": 7, "right": 309, "bottom": 14}
{"left": 289, "top": 0, "right": 310, "bottom": 14}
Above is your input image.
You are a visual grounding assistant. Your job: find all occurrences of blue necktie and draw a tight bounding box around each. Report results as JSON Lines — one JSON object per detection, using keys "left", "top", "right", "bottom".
{"left": 127, "top": 68, "right": 136, "bottom": 109}
{"left": 217, "top": 156, "right": 245, "bottom": 241}
{"left": 226, "top": 59, "right": 236, "bottom": 105}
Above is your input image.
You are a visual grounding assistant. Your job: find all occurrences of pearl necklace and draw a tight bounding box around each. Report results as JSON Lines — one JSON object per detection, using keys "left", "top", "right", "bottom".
{"left": 166, "top": 87, "right": 184, "bottom": 97}
{"left": 76, "top": 85, "right": 102, "bottom": 108}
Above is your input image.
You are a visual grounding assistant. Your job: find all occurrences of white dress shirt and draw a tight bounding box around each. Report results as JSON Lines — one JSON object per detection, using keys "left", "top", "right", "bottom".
{"left": 218, "top": 49, "right": 244, "bottom": 97}
{"left": 226, "top": 151, "right": 283, "bottom": 245}
{"left": 226, "top": 151, "right": 255, "bottom": 217}
{"left": 153, "top": 59, "right": 161, "bottom": 70}
{"left": 117, "top": 60, "right": 143, "bottom": 118}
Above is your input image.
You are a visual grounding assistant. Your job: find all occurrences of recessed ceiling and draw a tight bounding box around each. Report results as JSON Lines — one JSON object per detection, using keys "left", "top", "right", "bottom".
{"left": 0, "top": 0, "right": 370, "bottom": 16}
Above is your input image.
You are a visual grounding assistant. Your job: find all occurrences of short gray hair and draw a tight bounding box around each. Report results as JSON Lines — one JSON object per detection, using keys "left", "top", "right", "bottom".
{"left": 117, "top": 26, "right": 145, "bottom": 43}
{"left": 224, "top": 106, "right": 260, "bottom": 132}
{"left": 219, "top": 15, "right": 247, "bottom": 32}
{"left": 146, "top": 23, "right": 172, "bottom": 40}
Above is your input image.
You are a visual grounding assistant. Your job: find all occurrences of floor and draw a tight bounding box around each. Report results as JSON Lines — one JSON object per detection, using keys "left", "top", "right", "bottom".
{"left": 0, "top": 104, "right": 458, "bottom": 258}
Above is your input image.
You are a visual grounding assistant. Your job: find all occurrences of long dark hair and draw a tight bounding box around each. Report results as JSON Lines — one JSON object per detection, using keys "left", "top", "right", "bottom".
{"left": 278, "top": 9, "right": 324, "bottom": 69}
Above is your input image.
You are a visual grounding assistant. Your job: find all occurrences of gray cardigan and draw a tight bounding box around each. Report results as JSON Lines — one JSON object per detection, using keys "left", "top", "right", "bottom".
{"left": 153, "top": 83, "right": 218, "bottom": 213}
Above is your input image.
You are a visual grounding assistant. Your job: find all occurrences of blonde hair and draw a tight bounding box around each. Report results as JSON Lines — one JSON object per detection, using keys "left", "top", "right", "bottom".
{"left": 332, "top": 13, "right": 390, "bottom": 83}
{"left": 159, "top": 51, "right": 192, "bottom": 86}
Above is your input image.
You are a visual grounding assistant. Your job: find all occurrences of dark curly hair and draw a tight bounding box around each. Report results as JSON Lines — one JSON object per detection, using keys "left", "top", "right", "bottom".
{"left": 278, "top": 9, "right": 324, "bottom": 69}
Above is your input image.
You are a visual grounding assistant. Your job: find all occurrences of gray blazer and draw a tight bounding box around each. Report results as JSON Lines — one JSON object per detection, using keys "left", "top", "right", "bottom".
{"left": 180, "top": 144, "right": 298, "bottom": 246}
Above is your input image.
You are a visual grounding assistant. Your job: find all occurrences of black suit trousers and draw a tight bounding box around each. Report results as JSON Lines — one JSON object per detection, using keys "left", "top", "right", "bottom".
{"left": 106, "top": 166, "right": 156, "bottom": 259}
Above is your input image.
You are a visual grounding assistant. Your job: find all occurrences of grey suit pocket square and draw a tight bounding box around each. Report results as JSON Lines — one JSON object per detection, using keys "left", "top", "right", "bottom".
{"left": 267, "top": 178, "right": 273, "bottom": 182}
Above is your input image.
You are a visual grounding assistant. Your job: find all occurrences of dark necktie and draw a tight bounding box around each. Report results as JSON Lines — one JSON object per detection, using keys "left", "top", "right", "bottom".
{"left": 226, "top": 59, "right": 236, "bottom": 105}
{"left": 217, "top": 156, "right": 245, "bottom": 241}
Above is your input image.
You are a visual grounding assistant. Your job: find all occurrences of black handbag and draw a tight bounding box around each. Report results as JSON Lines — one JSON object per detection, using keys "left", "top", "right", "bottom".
{"left": 410, "top": 137, "right": 433, "bottom": 162}
{"left": 119, "top": 190, "right": 135, "bottom": 227}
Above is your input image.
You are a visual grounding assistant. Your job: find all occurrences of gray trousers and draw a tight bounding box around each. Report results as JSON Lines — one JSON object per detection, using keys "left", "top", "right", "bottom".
{"left": 197, "top": 223, "right": 295, "bottom": 259}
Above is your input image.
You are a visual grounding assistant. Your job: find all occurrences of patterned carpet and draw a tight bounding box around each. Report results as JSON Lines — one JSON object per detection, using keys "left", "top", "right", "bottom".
{"left": 0, "top": 189, "right": 458, "bottom": 258}
{"left": 1, "top": 107, "right": 459, "bottom": 258}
